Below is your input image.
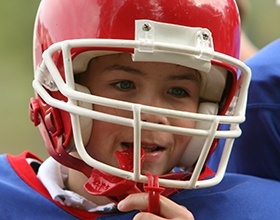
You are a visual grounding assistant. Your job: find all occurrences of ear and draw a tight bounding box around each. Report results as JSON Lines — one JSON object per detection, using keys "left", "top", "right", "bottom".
{"left": 75, "top": 83, "right": 93, "bottom": 146}
{"left": 178, "top": 102, "right": 218, "bottom": 169}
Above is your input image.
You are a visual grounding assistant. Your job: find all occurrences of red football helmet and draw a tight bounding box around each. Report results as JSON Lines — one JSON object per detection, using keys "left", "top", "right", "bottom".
{"left": 30, "top": 0, "right": 251, "bottom": 192}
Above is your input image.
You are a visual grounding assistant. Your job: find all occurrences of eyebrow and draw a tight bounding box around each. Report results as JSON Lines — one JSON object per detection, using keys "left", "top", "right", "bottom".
{"left": 104, "top": 64, "right": 145, "bottom": 76}
{"left": 104, "top": 64, "right": 201, "bottom": 83}
{"left": 168, "top": 71, "right": 201, "bottom": 84}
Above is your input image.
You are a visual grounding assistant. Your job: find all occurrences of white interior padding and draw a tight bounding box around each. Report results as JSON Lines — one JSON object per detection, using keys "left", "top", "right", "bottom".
{"left": 199, "top": 66, "right": 227, "bottom": 102}
{"left": 75, "top": 83, "right": 92, "bottom": 146}
{"left": 178, "top": 102, "right": 218, "bottom": 169}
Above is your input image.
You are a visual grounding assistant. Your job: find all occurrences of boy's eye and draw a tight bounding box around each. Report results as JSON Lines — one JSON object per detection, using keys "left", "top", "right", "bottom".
{"left": 114, "top": 80, "right": 135, "bottom": 90}
{"left": 168, "top": 87, "right": 189, "bottom": 97}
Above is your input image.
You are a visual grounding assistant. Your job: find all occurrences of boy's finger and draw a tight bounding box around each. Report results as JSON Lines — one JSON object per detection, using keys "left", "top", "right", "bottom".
{"left": 117, "top": 193, "right": 194, "bottom": 219}
{"left": 117, "top": 193, "right": 149, "bottom": 212}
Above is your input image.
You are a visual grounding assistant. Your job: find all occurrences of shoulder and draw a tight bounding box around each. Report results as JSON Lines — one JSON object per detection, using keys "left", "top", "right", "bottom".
{"left": 245, "top": 39, "right": 280, "bottom": 104}
{"left": 226, "top": 39, "right": 280, "bottom": 179}
{"left": 171, "top": 173, "right": 280, "bottom": 220}
{"left": 0, "top": 151, "right": 41, "bottom": 185}
{"left": 246, "top": 39, "right": 280, "bottom": 70}
{"left": 0, "top": 152, "right": 101, "bottom": 219}
{"left": 0, "top": 151, "right": 47, "bottom": 196}
{"left": 0, "top": 152, "right": 69, "bottom": 218}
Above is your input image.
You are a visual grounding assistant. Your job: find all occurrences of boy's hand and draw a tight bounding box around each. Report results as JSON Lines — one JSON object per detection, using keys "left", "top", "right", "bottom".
{"left": 117, "top": 193, "right": 194, "bottom": 220}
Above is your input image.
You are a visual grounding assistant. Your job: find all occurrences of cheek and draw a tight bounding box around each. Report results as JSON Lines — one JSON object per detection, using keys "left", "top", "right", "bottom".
{"left": 86, "top": 121, "right": 112, "bottom": 155}
{"left": 174, "top": 134, "right": 192, "bottom": 153}
{"left": 172, "top": 116, "right": 196, "bottom": 129}
{"left": 85, "top": 121, "right": 123, "bottom": 168}
{"left": 93, "top": 104, "right": 133, "bottom": 119}
{"left": 171, "top": 118, "right": 196, "bottom": 153}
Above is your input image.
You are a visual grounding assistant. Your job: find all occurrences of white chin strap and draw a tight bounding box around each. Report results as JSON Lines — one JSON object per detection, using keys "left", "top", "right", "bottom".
{"left": 178, "top": 102, "right": 218, "bottom": 169}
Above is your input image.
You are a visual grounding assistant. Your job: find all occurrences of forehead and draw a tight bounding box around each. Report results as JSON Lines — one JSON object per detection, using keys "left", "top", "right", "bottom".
{"left": 88, "top": 53, "right": 201, "bottom": 81}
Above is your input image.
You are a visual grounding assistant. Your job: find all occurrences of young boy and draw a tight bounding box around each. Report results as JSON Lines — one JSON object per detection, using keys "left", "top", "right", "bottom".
{"left": 1, "top": 0, "right": 280, "bottom": 219}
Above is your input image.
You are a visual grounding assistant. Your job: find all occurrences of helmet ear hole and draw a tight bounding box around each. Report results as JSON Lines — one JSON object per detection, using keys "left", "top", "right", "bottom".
{"left": 178, "top": 102, "right": 218, "bottom": 169}
{"left": 75, "top": 84, "right": 93, "bottom": 146}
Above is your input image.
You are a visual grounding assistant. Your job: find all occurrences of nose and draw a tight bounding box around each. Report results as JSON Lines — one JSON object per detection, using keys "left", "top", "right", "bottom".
{"left": 141, "top": 111, "right": 169, "bottom": 125}
{"left": 136, "top": 93, "right": 170, "bottom": 125}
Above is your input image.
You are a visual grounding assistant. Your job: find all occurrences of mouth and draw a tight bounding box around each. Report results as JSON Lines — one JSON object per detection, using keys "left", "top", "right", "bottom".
{"left": 121, "top": 142, "right": 166, "bottom": 153}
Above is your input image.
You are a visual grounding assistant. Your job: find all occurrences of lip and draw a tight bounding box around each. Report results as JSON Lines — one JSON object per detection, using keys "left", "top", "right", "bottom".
{"left": 121, "top": 142, "right": 166, "bottom": 161}
{"left": 143, "top": 149, "right": 164, "bottom": 162}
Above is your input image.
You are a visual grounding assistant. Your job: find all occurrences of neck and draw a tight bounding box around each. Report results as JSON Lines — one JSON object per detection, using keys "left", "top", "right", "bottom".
{"left": 66, "top": 168, "right": 112, "bottom": 206}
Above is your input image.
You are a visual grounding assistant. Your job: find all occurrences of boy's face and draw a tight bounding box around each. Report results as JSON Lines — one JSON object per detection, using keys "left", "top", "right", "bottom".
{"left": 78, "top": 53, "right": 201, "bottom": 175}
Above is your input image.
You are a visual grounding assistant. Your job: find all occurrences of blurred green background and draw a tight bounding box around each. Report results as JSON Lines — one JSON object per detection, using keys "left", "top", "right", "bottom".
{"left": 0, "top": 0, "right": 280, "bottom": 160}
{"left": 0, "top": 1, "right": 47, "bottom": 158}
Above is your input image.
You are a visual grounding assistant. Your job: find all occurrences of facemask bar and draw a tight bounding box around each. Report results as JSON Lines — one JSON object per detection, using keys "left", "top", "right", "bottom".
{"left": 33, "top": 21, "right": 251, "bottom": 189}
